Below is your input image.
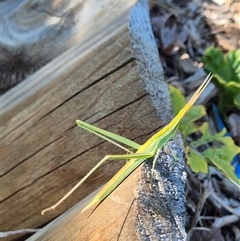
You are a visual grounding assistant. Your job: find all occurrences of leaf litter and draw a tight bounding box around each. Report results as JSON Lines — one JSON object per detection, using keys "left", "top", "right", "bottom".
{"left": 150, "top": 0, "right": 240, "bottom": 240}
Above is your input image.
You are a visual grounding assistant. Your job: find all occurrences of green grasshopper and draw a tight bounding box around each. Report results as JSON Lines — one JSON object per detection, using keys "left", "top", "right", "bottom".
{"left": 42, "top": 73, "right": 213, "bottom": 214}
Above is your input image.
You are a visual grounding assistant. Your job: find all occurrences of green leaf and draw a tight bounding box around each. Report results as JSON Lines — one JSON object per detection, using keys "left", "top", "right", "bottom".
{"left": 203, "top": 148, "right": 240, "bottom": 187}
{"left": 226, "top": 50, "right": 240, "bottom": 81}
{"left": 214, "top": 74, "right": 240, "bottom": 114}
{"left": 202, "top": 47, "right": 240, "bottom": 114}
{"left": 169, "top": 85, "right": 186, "bottom": 115}
{"left": 190, "top": 122, "right": 227, "bottom": 147}
{"left": 191, "top": 123, "right": 240, "bottom": 186}
{"left": 202, "top": 47, "right": 226, "bottom": 78}
{"left": 169, "top": 84, "right": 240, "bottom": 187}
{"left": 179, "top": 105, "right": 206, "bottom": 137}
{"left": 186, "top": 146, "right": 208, "bottom": 173}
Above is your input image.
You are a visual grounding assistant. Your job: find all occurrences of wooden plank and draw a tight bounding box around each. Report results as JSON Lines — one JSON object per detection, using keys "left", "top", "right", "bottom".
{"left": 2, "top": 0, "right": 186, "bottom": 240}
{"left": 27, "top": 167, "right": 142, "bottom": 241}
{"left": 1, "top": 0, "right": 164, "bottom": 239}
{"left": 26, "top": 142, "right": 186, "bottom": 241}
{"left": 0, "top": 0, "right": 136, "bottom": 93}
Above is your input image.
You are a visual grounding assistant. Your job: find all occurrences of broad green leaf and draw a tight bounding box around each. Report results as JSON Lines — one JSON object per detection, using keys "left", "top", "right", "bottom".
{"left": 202, "top": 47, "right": 240, "bottom": 114}
{"left": 202, "top": 47, "right": 240, "bottom": 82}
{"left": 202, "top": 47, "right": 228, "bottom": 80}
{"left": 214, "top": 74, "right": 240, "bottom": 114}
{"left": 226, "top": 50, "right": 240, "bottom": 81}
{"left": 191, "top": 123, "right": 240, "bottom": 186}
{"left": 179, "top": 106, "right": 206, "bottom": 137}
{"left": 169, "top": 84, "right": 186, "bottom": 115}
{"left": 186, "top": 146, "right": 208, "bottom": 173}
{"left": 170, "top": 84, "right": 240, "bottom": 187}
{"left": 203, "top": 149, "right": 240, "bottom": 187}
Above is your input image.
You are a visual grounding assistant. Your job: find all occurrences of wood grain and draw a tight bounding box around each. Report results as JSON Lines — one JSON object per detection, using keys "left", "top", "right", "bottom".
{"left": 27, "top": 166, "right": 142, "bottom": 241}
{"left": 0, "top": 0, "right": 135, "bottom": 93}
{"left": 2, "top": 0, "right": 186, "bottom": 240}
{"left": 1, "top": 1, "right": 164, "bottom": 239}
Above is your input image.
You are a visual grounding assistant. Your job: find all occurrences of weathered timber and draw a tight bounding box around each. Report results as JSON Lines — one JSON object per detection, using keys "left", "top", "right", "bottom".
{"left": 0, "top": 0, "right": 135, "bottom": 94}
{"left": 26, "top": 142, "right": 186, "bottom": 241}
{"left": 1, "top": 0, "right": 186, "bottom": 240}
{"left": 27, "top": 169, "right": 141, "bottom": 241}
